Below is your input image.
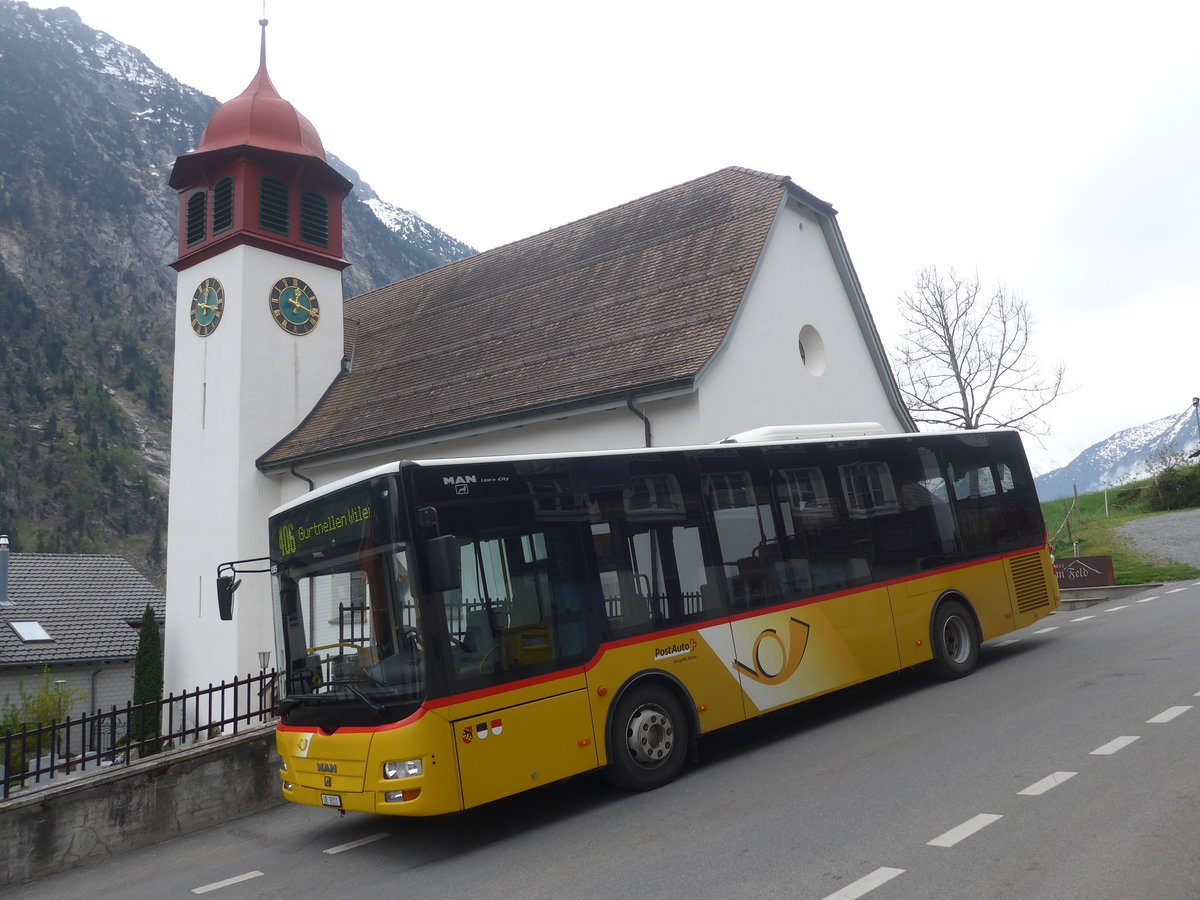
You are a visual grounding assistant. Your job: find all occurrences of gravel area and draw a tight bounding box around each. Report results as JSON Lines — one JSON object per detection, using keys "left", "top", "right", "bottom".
{"left": 1115, "top": 508, "right": 1200, "bottom": 568}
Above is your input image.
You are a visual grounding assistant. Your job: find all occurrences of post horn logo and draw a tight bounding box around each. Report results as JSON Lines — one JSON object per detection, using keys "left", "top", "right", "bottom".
{"left": 733, "top": 617, "right": 810, "bottom": 685}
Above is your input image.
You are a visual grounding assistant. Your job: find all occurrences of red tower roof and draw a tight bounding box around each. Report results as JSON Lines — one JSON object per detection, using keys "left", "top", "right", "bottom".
{"left": 197, "top": 61, "right": 327, "bottom": 159}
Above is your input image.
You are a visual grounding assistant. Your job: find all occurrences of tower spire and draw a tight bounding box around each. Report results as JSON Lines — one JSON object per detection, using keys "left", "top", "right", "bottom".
{"left": 258, "top": 8, "right": 268, "bottom": 68}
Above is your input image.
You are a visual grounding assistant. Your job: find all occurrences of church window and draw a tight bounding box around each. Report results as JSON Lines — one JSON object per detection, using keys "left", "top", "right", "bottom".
{"left": 798, "top": 324, "right": 827, "bottom": 376}
{"left": 185, "top": 190, "right": 207, "bottom": 245}
{"left": 212, "top": 177, "right": 234, "bottom": 234}
{"left": 300, "top": 190, "right": 329, "bottom": 247}
{"left": 259, "top": 176, "right": 290, "bottom": 235}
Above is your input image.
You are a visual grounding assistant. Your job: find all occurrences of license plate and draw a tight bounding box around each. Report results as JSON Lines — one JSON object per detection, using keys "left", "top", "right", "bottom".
{"left": 320, "top": 794, "right": 342, "bottom": 808}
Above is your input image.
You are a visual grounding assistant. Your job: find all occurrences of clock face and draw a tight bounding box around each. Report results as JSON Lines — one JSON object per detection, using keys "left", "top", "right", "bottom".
{"left": 189, "top": 277, "right": 225, "bottom": 337}
{"left": 269, "top": 277, "right": 320, "bottom": 335}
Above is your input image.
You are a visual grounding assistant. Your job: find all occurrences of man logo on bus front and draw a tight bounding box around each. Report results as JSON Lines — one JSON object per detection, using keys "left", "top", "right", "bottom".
{"left": 733, "top": 617, "right": 811, "bottom": 685}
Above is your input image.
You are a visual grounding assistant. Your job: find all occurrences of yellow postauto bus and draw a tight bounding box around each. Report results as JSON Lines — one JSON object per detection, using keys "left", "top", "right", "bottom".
{"left": 219, "top": 427, "right": 1058, "bottom": 816}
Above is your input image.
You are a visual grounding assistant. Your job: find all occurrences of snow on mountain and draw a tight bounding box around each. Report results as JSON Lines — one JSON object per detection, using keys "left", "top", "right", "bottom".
{"left": 1035, "top": 407, "right": 1200, "bottom": 500}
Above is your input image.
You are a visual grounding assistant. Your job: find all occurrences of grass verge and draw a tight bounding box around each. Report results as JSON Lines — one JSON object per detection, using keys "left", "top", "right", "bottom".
{"left": 1041, "top": 476, "right": 1200, "bottom": 584}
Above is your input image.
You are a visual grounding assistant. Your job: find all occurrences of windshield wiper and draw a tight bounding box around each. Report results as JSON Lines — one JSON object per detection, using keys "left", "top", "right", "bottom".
{"left": 339, "top": 681, "right": 385, "bottom": 713}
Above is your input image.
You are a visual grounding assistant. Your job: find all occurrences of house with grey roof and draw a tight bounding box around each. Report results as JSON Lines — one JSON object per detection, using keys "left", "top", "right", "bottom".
{"left": 0, "top": 538, "right": 164, "bottom": 720}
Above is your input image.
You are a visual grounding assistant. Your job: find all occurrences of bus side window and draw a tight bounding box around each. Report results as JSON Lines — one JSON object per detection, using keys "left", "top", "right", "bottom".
{"left": 772, "top": 453, "right": 872, "bottom": 594}
{"left": 949, "top": 459, "right": 1005, "bottom": 556}
{"left": 600, "top": 467, "right": 719, "bottom": 632}
{"left": 704, "top": 470, "right": 779, "bottom": 610}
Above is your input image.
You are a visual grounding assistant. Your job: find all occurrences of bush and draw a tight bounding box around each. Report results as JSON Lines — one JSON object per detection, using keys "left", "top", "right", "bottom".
{"left": 1139, "top": 446, "right": 1200, "bottom": 511}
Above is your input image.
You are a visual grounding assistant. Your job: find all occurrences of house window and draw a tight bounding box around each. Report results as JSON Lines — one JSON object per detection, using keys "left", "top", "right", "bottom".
{"left": 300, "top": 190, "right": 329, "bottom": 246}
{"left": 185, "top": 191, "right": 206, "bottom": 245}
{"left": 259, "top": 176, "right": 290, "bottom": 235}
{"left": 212, "top": 176, "right": 234, "bottom": 234}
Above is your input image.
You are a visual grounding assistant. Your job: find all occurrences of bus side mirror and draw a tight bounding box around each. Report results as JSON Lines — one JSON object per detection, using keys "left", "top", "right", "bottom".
{"left": 217, "top": 575, "right": 240, "bottom": 620}
{"left": 425, "top": 534, "right": 461, "bottom": 593}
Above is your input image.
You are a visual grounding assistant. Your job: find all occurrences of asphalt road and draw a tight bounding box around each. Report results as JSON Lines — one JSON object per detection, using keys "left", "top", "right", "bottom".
{"left": 11, "top": 580, "right": 1200, "bottom": 899}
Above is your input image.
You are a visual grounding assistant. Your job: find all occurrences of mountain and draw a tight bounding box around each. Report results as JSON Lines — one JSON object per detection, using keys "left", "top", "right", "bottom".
{"left": 0, "top": 0, "right": 473, "bottom": 582}
{"left": 1034, "top": 407, "right": 1200, "bottom": 501}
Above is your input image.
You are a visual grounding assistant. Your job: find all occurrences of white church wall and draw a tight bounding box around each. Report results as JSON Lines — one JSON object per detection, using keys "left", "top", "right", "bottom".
{"left": 695, "top": 200, "right": 907, "bottom": 438}
{"left": 272, "top": 404, "right": 661, "bottom": 511}
{"left": 166, "top": 245, "right": 346, "bottom": 697}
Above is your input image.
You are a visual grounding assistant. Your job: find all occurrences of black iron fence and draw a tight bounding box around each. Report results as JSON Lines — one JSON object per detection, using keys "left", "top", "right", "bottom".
{"left": 1, "top": 669, "right": 278, "bottom": 800}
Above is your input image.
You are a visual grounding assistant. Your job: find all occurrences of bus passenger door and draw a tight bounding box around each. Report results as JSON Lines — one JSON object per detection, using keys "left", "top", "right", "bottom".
{"left": 453, "top": 678, "right": 598, "bottom": 809}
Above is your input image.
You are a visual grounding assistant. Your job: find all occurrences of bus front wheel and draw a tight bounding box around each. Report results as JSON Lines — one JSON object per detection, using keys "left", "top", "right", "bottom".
{"left": 931, "top": 599, "right": 979, "bottom": 679}
{"left": 606, "top": 683, "right": 689, "bottom": 791}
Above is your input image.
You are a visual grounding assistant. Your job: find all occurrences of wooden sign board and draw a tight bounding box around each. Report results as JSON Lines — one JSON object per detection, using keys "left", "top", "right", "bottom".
{"left": 1053, "top": 555, "right": 1115, "bottom": 588}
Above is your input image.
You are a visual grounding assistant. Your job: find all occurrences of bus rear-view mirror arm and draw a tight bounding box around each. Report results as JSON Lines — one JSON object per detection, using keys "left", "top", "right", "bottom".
{"left": 215, "top": 557, "right": 273, "bottom": 620}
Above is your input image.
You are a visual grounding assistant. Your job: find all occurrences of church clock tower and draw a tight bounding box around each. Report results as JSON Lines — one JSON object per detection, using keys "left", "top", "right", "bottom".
{"left": 164, "top": 19, "right": 352, "bottom": 698}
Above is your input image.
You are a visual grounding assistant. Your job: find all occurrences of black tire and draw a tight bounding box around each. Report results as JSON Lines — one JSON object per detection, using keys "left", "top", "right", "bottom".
{"left": 931, "top": 599, "right": 979, "bottom": 679}
{"left": 605, "top": 683, "right": 689, "bottom": 791}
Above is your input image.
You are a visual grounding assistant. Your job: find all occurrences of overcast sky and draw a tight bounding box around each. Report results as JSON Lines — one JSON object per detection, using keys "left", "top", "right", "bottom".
{"left": 34, "top": 0, "right": 1200, "bottom": 473}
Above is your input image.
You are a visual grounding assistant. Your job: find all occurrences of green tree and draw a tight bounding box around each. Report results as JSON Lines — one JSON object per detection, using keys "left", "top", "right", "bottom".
{"left": 18, "top": 667, "right": 84, "bottom": 726}
{"left": 130, "top": 605, "right": 163, "bottom": 752}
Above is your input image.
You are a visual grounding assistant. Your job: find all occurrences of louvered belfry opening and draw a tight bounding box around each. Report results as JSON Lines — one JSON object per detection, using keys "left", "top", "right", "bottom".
{"left": 258, "top": 176, "right": 289, "bottom": 235}
{"left": 212, "top": 176, "right": 234, "bottom": 234}
{"left": 299, "top": 190, "right": 329, "bottom": 247}
{"left": 185, "top": 191, "right": 206, "bottom": 245}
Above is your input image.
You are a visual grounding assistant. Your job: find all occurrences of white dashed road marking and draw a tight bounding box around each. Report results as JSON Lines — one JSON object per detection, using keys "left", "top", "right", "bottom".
{"left": 821, "top": 867, "right": 905, "bottom": 900}
{"left": 1091, "top": 735, "right": 1140, "bottom": 755}
{"left": 1147, "top": 706, "right": 1192, "bottom": 724}
{"left": 827, "top": 591, "right": 1195, "bottom": 893}
{"left": 927, "top": 814, "right": 1003, "bottom": 848}
{"left": 324, "top": 833, "right": 390, "bottom": 855}
{"left": 192, "top": 872, "right": 264, "bottom": 894}
{"left": 1018, "top": 771, "right": 1077, "bottom": 796}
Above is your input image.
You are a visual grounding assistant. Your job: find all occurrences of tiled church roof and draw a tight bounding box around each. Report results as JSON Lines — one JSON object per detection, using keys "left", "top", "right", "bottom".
{"left": 260, "top": 166, "right": 834, "bottom": 469}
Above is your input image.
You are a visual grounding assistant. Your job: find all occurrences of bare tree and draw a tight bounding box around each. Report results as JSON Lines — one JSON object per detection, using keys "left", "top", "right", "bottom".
{"left": 892, "top": 266, "right": 1064, "bottom": 434}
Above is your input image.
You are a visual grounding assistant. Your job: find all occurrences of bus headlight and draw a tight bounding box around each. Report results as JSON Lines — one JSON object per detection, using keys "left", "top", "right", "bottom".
{"left": 383, "top": 758, "right": 423, "bottom": 779}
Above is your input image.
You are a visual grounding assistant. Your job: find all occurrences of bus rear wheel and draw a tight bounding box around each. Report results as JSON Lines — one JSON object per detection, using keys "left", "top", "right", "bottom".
{"left": 931, "top": 599, "right": 979, "bottom": 679}
{"left": 606, "top": 683, "right": 689, "bottom": 791}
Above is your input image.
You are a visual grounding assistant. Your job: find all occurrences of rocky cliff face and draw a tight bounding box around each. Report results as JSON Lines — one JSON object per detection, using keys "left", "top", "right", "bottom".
{"left": 0, "top": 1, "right": 473, "bottom": 581}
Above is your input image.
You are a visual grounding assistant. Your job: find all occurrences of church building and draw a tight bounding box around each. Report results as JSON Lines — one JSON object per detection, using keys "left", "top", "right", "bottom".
{"left": 163, "top": 25, "right": 914, "bottom": 696}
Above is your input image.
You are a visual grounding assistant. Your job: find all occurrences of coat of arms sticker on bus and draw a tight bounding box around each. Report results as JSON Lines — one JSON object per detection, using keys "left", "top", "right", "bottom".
{"left": 462, "top": 719, "right": 504, "bottom": 744}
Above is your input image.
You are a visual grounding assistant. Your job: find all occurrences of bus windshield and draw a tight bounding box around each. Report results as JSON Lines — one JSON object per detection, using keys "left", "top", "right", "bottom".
{"left": 270, "top": 479, "right": 426, "bottom": 726}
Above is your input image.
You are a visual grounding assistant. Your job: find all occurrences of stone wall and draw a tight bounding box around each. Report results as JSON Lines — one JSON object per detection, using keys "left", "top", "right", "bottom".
{"left": 0, "top": 724, "right": 282, "bottom": 889}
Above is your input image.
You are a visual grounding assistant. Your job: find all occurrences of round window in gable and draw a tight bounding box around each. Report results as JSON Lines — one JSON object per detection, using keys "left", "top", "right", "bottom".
{"left": 798, "top": 325, "right": 826, "bottom": 376}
